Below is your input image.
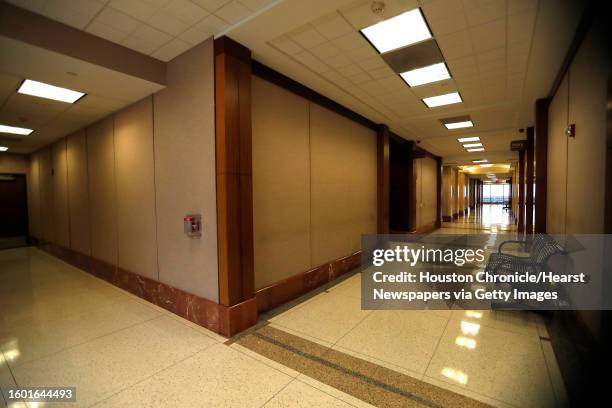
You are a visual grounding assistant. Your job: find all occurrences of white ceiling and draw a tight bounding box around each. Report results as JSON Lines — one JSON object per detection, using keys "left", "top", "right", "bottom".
{"left": 1, "top": 0, "right": 584, "bottom": 161}
{"left": 226, "top": 0, "right": 584, "bottom": 162}
{"left": 0, "top": 35, "right": 165, "bottom": 153}
{"left": 5, "top": 0, "right": 278, "bottom": 61}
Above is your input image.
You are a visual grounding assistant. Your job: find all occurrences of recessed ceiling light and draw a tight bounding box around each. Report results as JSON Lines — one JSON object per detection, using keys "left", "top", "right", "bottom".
{"left": 463, "top": 143, "right": 482, "bottom": 148}
{"left": 458, "top": 137, "right": 480, "bottom": 142}
{"left": 18, "top": 79, "right": 85, "bottom": 103}
{"left": 445, "top": 121, "right": 473, "bottom": 129}
{"left": 0, "top": 124, "right": 34, "bottom": 135}
{"left": 472, "top": 159, "right": 488, "bottom": 163}
{"left": 467, "top": 148, "right": 484, "bottom": 152}
{"left": 423, "top": 92, "right": 462, "bottom": 108}
{"left": 361, "top": 9, "right": 431, "bottom": 54}
{"left": 400, "top": 62, "right": 450, "bottom": 87}
{"left": 0, "top": 146, "right": 8, "bottom": 152}
{"left": 480, "top": 163, "right": 494, "bottom": 167}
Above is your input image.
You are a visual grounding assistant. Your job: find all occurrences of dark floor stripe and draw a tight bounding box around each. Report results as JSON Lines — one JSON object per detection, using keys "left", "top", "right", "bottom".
{"left": 251, "top": 331, "right": 443, "bottom": 408}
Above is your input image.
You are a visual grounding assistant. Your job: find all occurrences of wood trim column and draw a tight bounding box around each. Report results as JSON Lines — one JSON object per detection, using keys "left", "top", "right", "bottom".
{"left": 535, "top": 98, "right": 550, "bottom": 233}
{"left": 518, "top": 149, "right": 525, "bottom": 233}
{"left": 376, "top": 125, "right": 390, "bottom": 234}
{"left": 436, "top": 157, "right": 442, "bottom": 228}
{"left": 214, "top": 37, "right": 254, "bottom": 307}
{"left": 526, "top": 127, "right": 535, "bottom": 234}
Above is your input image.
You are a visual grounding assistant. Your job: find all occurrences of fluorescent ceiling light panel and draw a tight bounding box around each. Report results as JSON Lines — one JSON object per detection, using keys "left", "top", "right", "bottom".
{"left": 445, "top": 121, "right": 473, "bottom": 129}
{"left": 0, "top": 146, "right": 8, "bottom": 151}
{"left": 18, "top": 79, "right": 85, "bottom": 103}
{"left": 361, "top": 9, "right": 431, "bottom": 53}
{"left": 467, "top": 148, "right": 485, "bottom": 152}
{"left": 423, "top": 92, "right": 462, "bottom": 108}
{"left": 458, "top": 137, "right": 480, "bottom": 142}
{"left": 0, "top": 124, "right": 34, "bottom": 135}
{"left": 463, "top": 143, "right": 482, "bottom": 148}
{"left": 480, "top": 163, "right": 493, "bottom": 167}
{"left": 400, "top": 63, "right": 450, "bottom": 87}
{"left": 472, "top": 159, "right": 488, "bottom": 163}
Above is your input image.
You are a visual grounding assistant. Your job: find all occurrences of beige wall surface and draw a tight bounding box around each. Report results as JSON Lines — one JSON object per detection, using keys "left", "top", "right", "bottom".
{"left": 28, "top": 152, "right": 41, "bottom": 238}
{"left": 52, "top": 140, "right": 70, "bottom": 248}
{"left": 27, "top": 38, "right": 218, "bottom": 302}
{"left": 87, "top": 117, "right": 118, "bottom": 265}
{"left": 547, "top": 75, "right": 568, "bottom": 233}
{"left": 252, "top": 78, "right": 377, "bottom": 289}
{"left": 310, "top": 103, "right": 377, "bottom": 266}
{"left": 415, "top": 156, "right": 437, "bottom": 229}
{"left": 252, "top": 76, "right": 311, "bottom": 289}
{"left": 153, "top": 39, "right": 218, "bottom": 301}
{"left": 66, "top": 130, "right": 90, "bottom": 255}
{"left": 114, "top": 97, "right": 158, "bottom": 280}
{"left": 0, "top": 152, "right": 29, "bottom": 174}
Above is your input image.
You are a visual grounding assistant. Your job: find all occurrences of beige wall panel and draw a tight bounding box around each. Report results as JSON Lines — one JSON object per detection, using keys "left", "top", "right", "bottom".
{"left": 27, "top": 152, "right": 41, "bottom": 238}
{"left": 310, "top": 104, "right": 377, "bottom": 266}
{"left": 0, "top": 153, "right": 29, "bottom": 174}
{"left": 252, "top": 77, "right": 311, "bottom": 290}
{"left": 153, "top": 39, "right": 218, "bottom": 300}
{"left": 66, "top": 130, "right": 90, "bottom": 255}
{"left": 565, "top": 26, "right": 607, "bottom": 233}
{"left": 415, "top": 159, "right": 423, "bottom": 228}
{"left": 51, "top": 139, "right": 70, "bottom": 247}
{"left": 442, "top": 167, "right": 452, "bottom": 218}
{"left": 87, "top": 117, "right": 117, "bottom": 265}
{"left": 38, "top": 147, "right": 54, "bottom": 242}
{"left": 546, "top": 75, "right": 568, "bottom": 233}
{"left": 114, "top": 97, "right": 158, "bottom": 279}
{"left": 420, "top": 156, "right": 437, "bottom": 227}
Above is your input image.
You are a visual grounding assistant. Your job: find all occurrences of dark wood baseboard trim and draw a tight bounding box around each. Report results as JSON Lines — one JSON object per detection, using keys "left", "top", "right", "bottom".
{"left": 452, "top": 213, "right": 459, "bottom": 219}
{"left": 32, "top": 241, "right": 256, "bottom": 337}
{"left": 442, "top": 215, "right": 452, "bottom": 222}
{"left": 255, "top": 251, "right": 362, "bottom": 314}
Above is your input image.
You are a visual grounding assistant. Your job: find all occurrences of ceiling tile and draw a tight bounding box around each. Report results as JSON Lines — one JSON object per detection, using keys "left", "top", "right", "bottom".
{"left": 369, "top": 65, "right": 395, "bottom": 79}
{"left": 311, "top": 12, "right": 355, "bottom": 40}
{"left": 422, "top": 0, "right": 467, "bottom": 36}
{"left": 214, "top": 0, "right": 250, "bottom": 25}
{"left": 160, "top": 0, "right": 209, "bottom": 25}
{"left": 330, "top": 31, "right": 366, "bottom": 52}
{"left": 508, "top": 10, "right": 536, "bottom": 45}
{"left": 239, "top": 0, "right": 274, "bottom": 11}
{"left": 190, "top": 0, "right": 230, "bottom": 13}
{"left": 344, "top": 46, "right": 378, "bottom": 63}
{"left": 335, "top": 64, "right": 363, "bottom": 77}
{"left": 292, "top": 51, "right": 330, "bottom": 74}
{"left": 43, "top": 0, "right": 106, "bottom": 29}
{"left": 325, "top": 54, "right": 353, "bottom": 69}
{"left": 268, "top": 36, "right": 303, "bottom": 55}
{"left": 109, "top": 0, "right": 170, "bottom": 22}
{"left": 91, "top": 7, "right": 141, "bottom": 34}
{"left": 151, "top": 38, "right": 192, "bottom": 61}
{"left": 179, "top": 14, "right": 228, "bottom": 45}
{"left": 469, "top": 18, "right": 505, "bottom": 53}
{"left": 5, "top": 0, "right": 45, "bottom": 14}
{"left": 288, "top": 26, "right": 327, "bottom": 49}
{"left": 147, "top": 13, "right": 190, "bottom": 36}
{"left": 463, "top": 0, "right": 506, "bottom": 26}
{"left": 437, "top": 30, "right": 474, "bottom": 59}
{"left": 309, "top": 42, "right": 341, "bottom": 60}
{"left": 122, "top": 24, "right": 173, "bottom": 54}
{"left": 86, "top": 21, "right": 130, "bottom": 43}
{"left": 357, "top": 56, "right": 387, "bottom": 71}
{"left": 346, "top": 71, "right": 372, "bottom": 85}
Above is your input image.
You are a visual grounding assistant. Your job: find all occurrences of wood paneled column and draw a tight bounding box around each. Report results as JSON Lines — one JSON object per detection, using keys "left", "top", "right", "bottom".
{"left": 526, "top": 127, "right": 535, "bottom": 234}
{"left": 518, "top": 149, "right": 526, "bottom": 233}
{"left": 377, "top": 124, "right": 390, "bottom": 234}
{"left": 214, "top": 37, "right": 255, "bottom": 311}
{"left": 436, "top": 157, "right": 442, "bottom": 227}
{"left": 535, "top": 98, "right": 550, "bottom": 233}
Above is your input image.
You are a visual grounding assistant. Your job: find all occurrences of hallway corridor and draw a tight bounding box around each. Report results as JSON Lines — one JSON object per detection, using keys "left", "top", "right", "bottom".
{"left": 2, "top": 245, "right": 567, "bottom": 407}
{"left": 442, "top": 204, "right": 516, "bottom": 233}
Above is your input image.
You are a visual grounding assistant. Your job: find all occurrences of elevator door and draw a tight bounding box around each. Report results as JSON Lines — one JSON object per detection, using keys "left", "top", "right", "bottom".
{"left": 0, "top": 174, "right": 29, "bottom": 249}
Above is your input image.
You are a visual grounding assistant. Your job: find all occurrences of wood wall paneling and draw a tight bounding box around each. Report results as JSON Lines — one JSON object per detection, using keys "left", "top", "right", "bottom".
{"left": 526, "top": 127, "right": 535, "bottom": 234}
{"left": 214, "top": 36, "right": 255, "bottom": 307}
{"left": 377, "top": 125, "right": 390, "bottom": 234}
{"left": 535, "top": 98, "right": 550, "bottom": 233}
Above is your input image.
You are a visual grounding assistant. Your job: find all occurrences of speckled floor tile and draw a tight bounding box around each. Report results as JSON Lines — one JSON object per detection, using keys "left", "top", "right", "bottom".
{"left": 9, "top": 315, "right": 217, "bottom": 407}
{"left": 335, "top": 310, "right": 450, "bottom": 376}
{"left": 426, "top": 319, "right": 556, "bottom": 407}
{"left": 263, "top": 379, "right": 353, "bottom": 407}
{"left": 94, "top": 343, "right": 292, "bottom": 407}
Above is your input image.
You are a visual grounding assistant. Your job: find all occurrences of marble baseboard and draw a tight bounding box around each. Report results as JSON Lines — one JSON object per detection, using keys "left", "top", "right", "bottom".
{"left": 32, "top": 241, "right": 256, "bottom": 338}
{"left": 255, "top": 251, "right": 362, "bottom": 314}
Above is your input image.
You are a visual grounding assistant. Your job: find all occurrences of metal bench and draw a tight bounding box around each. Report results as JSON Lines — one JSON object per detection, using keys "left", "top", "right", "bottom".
{"left": 485, "top": 234, "right": 566, "bottom": 276}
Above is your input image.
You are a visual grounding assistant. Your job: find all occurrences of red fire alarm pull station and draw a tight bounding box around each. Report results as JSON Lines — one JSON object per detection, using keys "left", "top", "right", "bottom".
{"left": 184, "top": 214, "right": 202, "bottom": 237}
